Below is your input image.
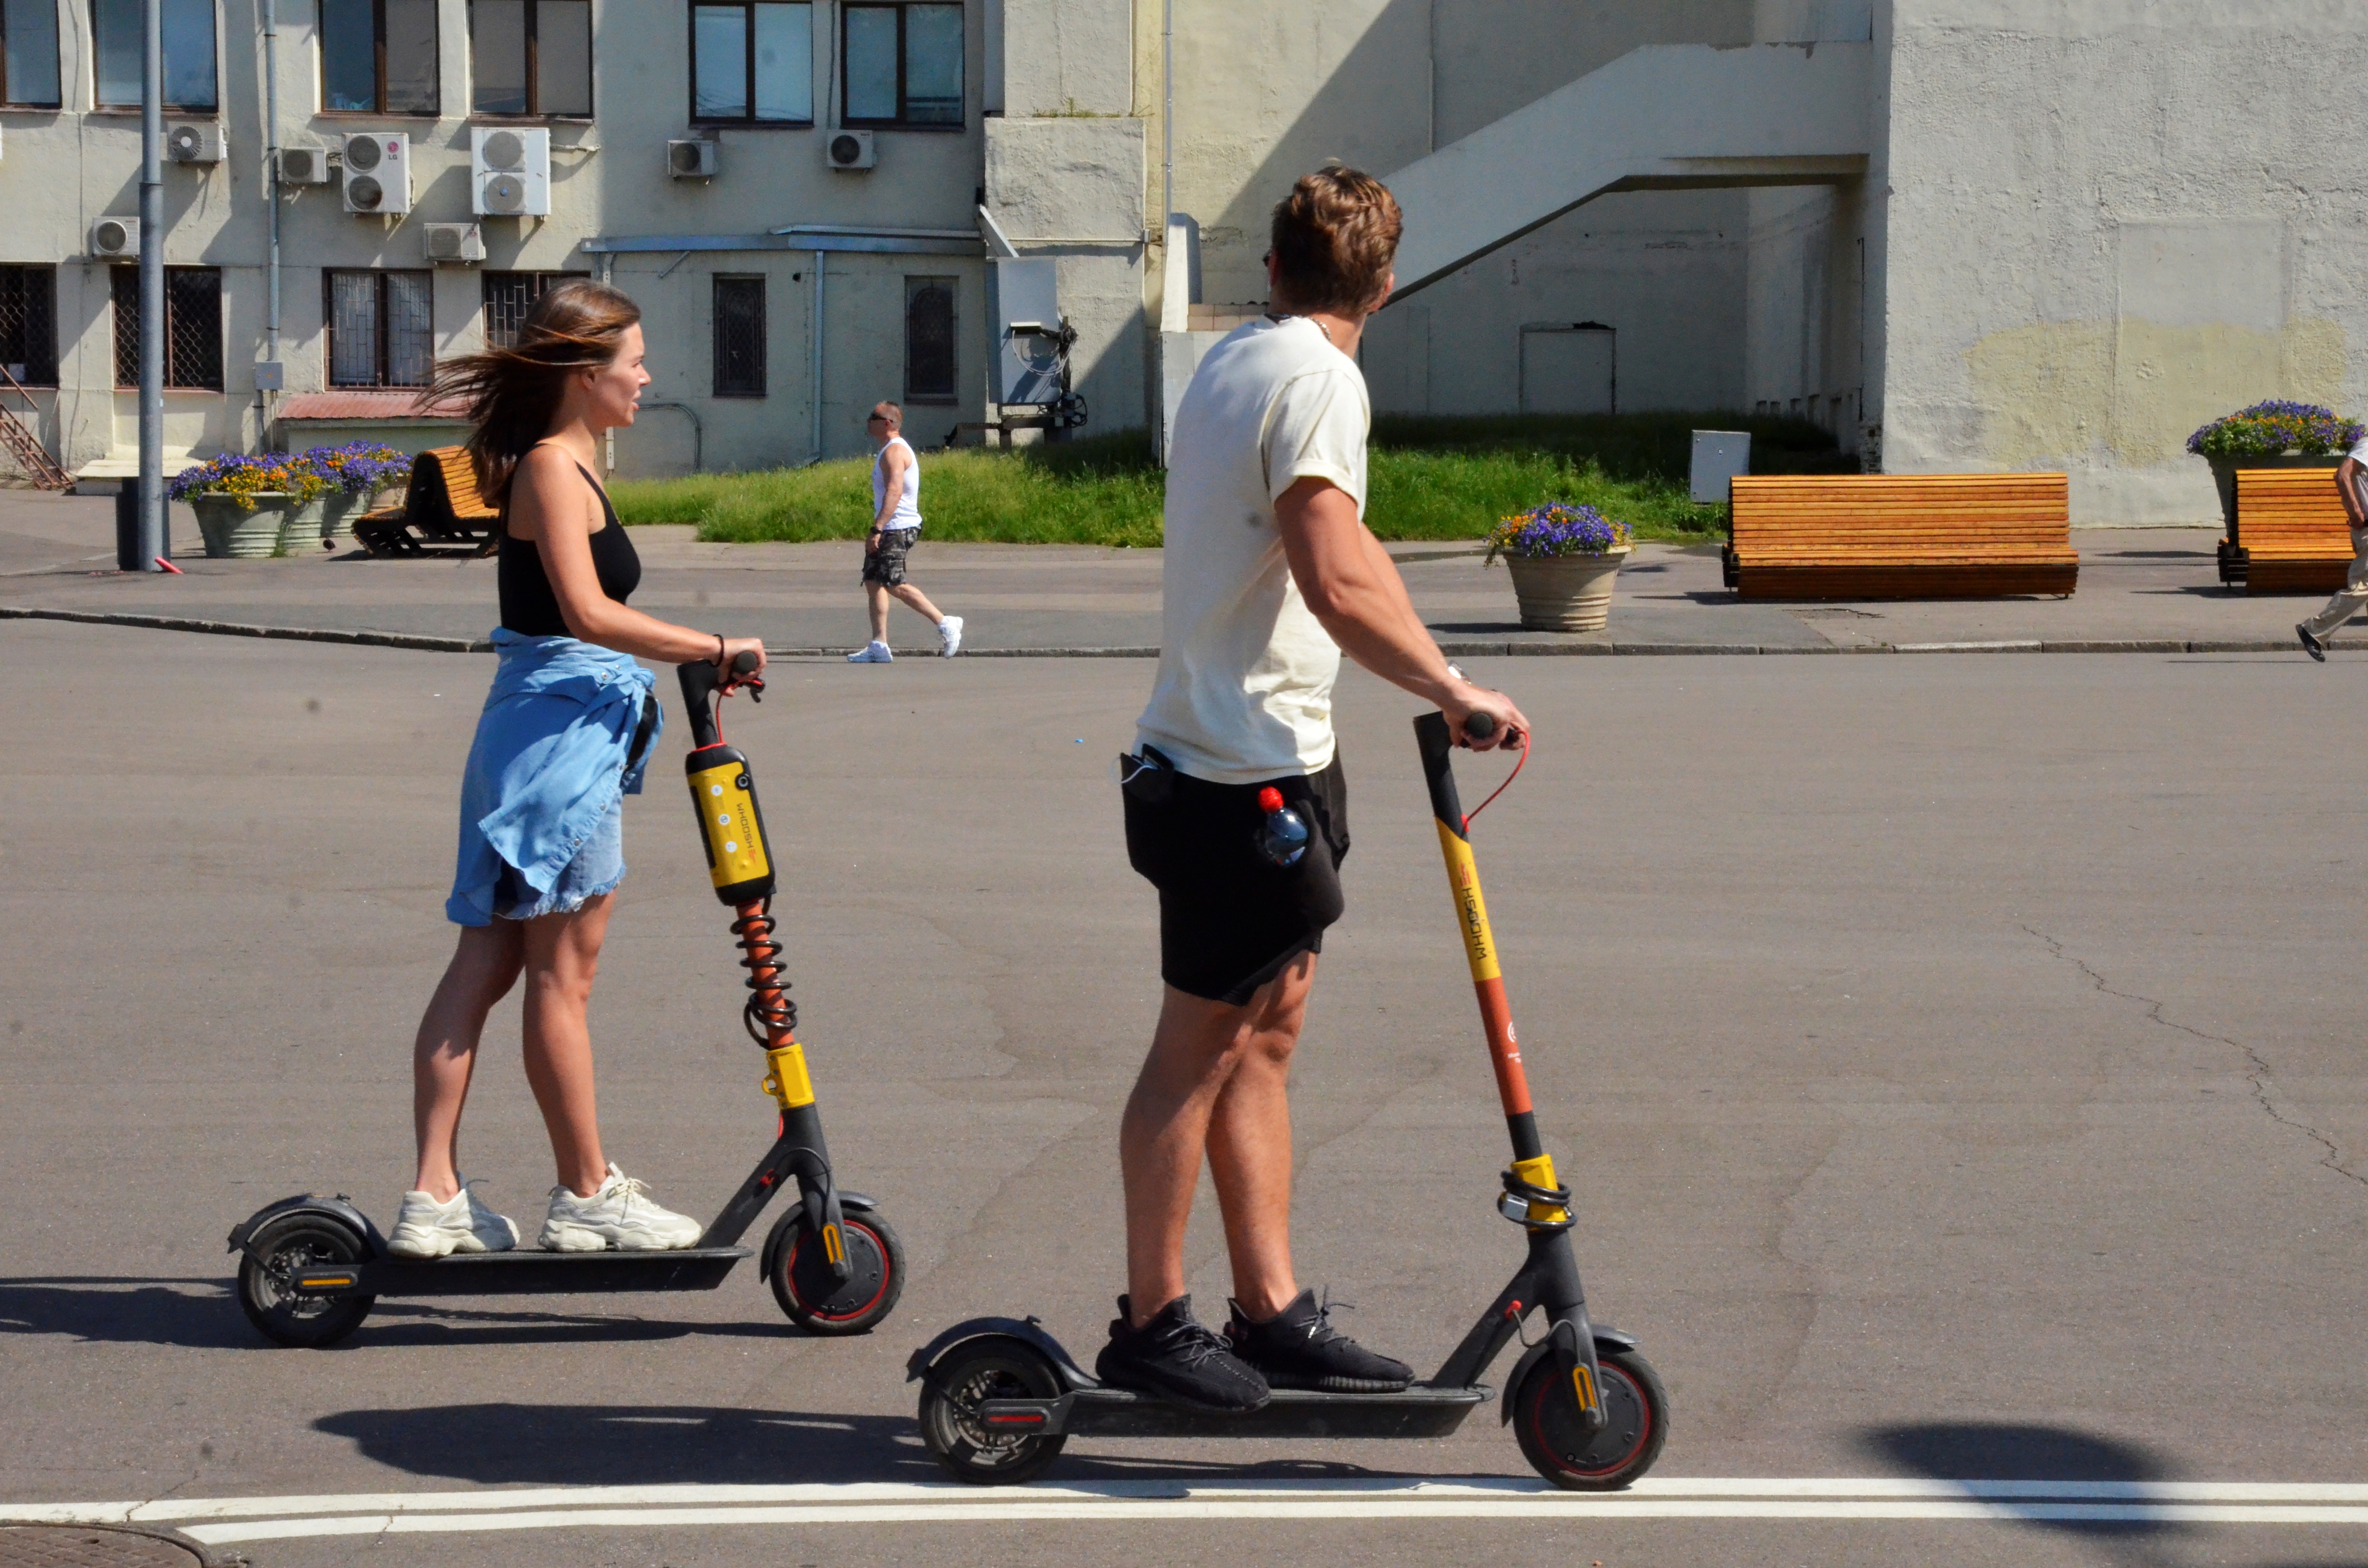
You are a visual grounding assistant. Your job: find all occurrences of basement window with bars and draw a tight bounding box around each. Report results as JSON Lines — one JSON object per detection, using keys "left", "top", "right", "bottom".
{"left": 842, "top": 2, "right": 961, "bottom": 127}
{"left": 0, "top": 266, "right": 58, "bottom": 387}
{"left": 112, "top": 266, "right": 223, "bottom": 390}
{"left": 93, "top": 0, "right": 216, "bottom": 109}
{"left": 1, "top": 0, "right": 62, "bottom": 107}
{"left": 472, "top": 0, "right": 592, "bottom": 117}
{"left": 327, "top": 269, "right": 434, "bottom": 387}
{"left": 903, "top": 276, "right": 955, "bottom": 403}
{"left": 481, "top": 270, "right": 589, "bottom": 348}
{"left": 713, "top": 275, "right": 765, "bottom": 397}
{"left": 320, "top": 0, "right": 439, "bottom": 114}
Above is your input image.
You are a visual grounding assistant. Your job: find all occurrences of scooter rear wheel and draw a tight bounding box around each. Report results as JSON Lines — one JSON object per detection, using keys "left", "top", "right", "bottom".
{"left": 918, "top": 1338, "right": 1066, "bottom": 1485}
{"left": 1512, "top": 1345, "right": 1668, "bottom": 1490}
{"left": 236, "top": 1216, "right": 374, "bottom": 1348}
{"left": 765, "top": 1203, "right": 904, "bottom": 1335}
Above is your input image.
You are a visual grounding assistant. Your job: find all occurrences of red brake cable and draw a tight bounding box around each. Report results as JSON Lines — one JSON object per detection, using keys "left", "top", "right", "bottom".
{"left": 1462, "top": 733, "right": 1530, "bottom": 829}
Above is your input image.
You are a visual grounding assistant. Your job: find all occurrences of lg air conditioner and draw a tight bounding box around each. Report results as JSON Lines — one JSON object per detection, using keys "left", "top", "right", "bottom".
{"left": 825, "top": 129, "right": 875, "bottom": 171}
{"left": 342, "top": 132, "right": 412, "bottom": 214}
{"left": 423, "top": 222, "right": 486, "bottom": 264}
{"left": 666, "top": 139, "right": 719, "bottom": 180}
{"left": 473, "top": 126, "right": 551, "bottom": 217}
{"left": 90, "top": 216, "right": 139, "bottom": 258}
{"left": 165, "top": 122, "right": 224, "bottom": 164}
{"left": 276, "top": 145, "right": 331, "bottom": 185}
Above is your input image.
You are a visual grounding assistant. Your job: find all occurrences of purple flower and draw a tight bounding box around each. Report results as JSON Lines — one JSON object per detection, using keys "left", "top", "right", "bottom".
{"left": 1485, "top": 501, "right": 1634, "bottom": 561}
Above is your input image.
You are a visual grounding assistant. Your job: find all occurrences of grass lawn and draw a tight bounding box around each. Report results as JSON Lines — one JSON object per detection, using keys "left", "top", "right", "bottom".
{"left": 609, "top": 412, "right": 1848, "bottom": 548}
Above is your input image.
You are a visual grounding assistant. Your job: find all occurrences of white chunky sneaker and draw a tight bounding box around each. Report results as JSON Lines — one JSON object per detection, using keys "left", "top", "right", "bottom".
{"left": 539, "top": 1164, "right": 704, "bottom": 1252}
{"left": 937, "top": 615, "right": 964, "bottom": 658}
{"left": 847, "top": 640, "right": 894, "bottom": 663}
{"left": 387, "top": 1180, "right": 519, "bottom": 1259}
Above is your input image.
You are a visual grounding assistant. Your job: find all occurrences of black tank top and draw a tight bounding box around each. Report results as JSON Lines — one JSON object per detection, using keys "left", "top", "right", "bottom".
{"left": 497, "top": 460, "right": 641, "bottom": 637}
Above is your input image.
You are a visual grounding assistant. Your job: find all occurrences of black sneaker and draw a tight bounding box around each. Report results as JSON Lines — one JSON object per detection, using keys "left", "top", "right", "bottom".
{"left": 1095, "top": 1294, "right": 1270, "bottom": 1411}
{"left": 1227, "top": 1288, "right": 1415, "bottom": 1392}
{"left": 2299, "top": 623, "right": 2329, "bottom": 662}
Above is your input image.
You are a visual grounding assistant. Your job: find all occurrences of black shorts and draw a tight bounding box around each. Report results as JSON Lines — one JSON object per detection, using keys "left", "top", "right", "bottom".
{"left": 1122, "top": 756, "right": 1350, "bottom": 1005}
{"left": 862, "top": 527, "right": 918, "bottom": 588}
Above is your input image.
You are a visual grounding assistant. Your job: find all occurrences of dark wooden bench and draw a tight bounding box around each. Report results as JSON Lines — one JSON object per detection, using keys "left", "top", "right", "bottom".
{"left": 1723, "top": 473, "right": 2077, "bottom": 600}
{"left": 2219, "top": 467, "right": 2355, "bottom": 593}
{"left": 354, "top": 447, "right": 501, "bottom": 557}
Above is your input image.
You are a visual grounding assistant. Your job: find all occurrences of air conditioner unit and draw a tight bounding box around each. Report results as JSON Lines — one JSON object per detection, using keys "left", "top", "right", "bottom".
{"left": 165, "top": 122, "right": 224, "bottom": 164}
{"left": 666, "top": 139, "right": 719, "bottom": 180}
{"left": 825, "top": 129, "right": 875, "bottom": 171}
{"left": 472, "top": 125, "right": 550, "bottom": 217}
{"left": 276, "top": 145, "right": 331, "bottom": 185}
{"left": 342, "top": 132, "right": 412, "bottom": 214}
{"left": 90, "top": 216, "right": 139, "bottom": 258}
{"left": 423, "top": 222, "right": 486, "bottom": 264}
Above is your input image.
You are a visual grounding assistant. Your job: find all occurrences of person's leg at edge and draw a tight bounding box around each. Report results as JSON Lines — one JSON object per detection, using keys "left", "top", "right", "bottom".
{"left": 2303, "top": 527, "right": 2368, "bottom": 640}
{"left": 518, "top": 892, "right": 616, "bottom": 1198}
{"left": 889, "top": 580, "right": 945, "bottom": 626}
{"left": 1119, "top": 955, "right": 1316, "bottom": 1327}
{"left": 411, "top": 920, "right": 527, "bottom": 1201}
{"left": 866, "top": 582, "right": 895, "bottom": 644}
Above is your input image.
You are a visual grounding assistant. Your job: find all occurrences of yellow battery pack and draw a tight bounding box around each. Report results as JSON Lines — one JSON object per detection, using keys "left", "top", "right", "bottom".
{"left": 685, "top": 743, "right": 775, "bottom": 904}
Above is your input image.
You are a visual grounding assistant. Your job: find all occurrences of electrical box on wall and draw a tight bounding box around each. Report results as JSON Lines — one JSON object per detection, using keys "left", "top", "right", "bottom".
{"left": 473, "top": 126, "right": 551, "bottom": 217}
{"left": 342, "top": 133, "right": 412, "bottom": 214}
{"left": 988, "top": 259, "right": 1063, "bottom": 405}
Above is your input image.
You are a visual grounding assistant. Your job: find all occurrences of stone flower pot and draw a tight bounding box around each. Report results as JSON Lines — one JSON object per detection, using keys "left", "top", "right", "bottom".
{"left": 277, "top": 496, "right": 332, "bottom": 553}
{"left": 1505, "top": 548, "right": 1631, "bottom": 632}
{"left": 318, "top": 490, "right": 375, "bottom": 542}
{"left": 2207, "top": 452, "right": 2345, "bottom": 535}
{"left": 191, "top": 492, "right": 297, "bottom": 559}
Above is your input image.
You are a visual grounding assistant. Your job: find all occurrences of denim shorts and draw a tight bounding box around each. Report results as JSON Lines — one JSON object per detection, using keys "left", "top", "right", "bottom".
{"left": 493, "top": 792, "right": 626, "bottom": 920}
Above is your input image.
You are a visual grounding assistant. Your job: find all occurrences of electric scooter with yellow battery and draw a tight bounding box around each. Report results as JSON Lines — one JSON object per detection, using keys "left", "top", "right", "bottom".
{"left": 908, "top": 710, "right": 1667, "bottom": 1489}
{"left": 228, "top": 652, "right": 904, "bottom": 1348}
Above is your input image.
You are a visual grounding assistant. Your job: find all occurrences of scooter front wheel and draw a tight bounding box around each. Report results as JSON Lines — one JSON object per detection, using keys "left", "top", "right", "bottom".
{"left": 236, "top": 1216, "right": 374, "bottom": 1348}
{"left": 1512, "top": 1346, "right": 1668, "bottom": 1490}
{"left": 765, "top": 1202, "right": 904, "bottom": 1335}
{"left": 918, "top": 1337, "right": 1067, "bottom": 1485}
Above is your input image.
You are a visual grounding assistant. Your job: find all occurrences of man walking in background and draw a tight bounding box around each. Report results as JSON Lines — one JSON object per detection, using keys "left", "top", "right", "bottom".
{"left": 2296, "top": 430, "right": 2368, "bottom": 661}
{"left": 849, "top": 402, "right": 963, "bottom": 662}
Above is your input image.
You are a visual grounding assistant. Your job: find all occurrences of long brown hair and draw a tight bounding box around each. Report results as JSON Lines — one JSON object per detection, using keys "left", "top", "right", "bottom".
{"left": 427, "top": 279, "right": 642, "bottom": 503}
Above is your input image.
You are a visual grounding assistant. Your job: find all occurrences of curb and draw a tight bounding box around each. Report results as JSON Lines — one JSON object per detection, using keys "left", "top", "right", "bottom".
{"left": 0, "top": 605, "right": 2333, "bottom": 659}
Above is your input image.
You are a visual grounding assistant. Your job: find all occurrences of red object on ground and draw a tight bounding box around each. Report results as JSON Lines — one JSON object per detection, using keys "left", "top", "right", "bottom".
{"left": 152, "top": 557, "right": 183, "bottom": 574}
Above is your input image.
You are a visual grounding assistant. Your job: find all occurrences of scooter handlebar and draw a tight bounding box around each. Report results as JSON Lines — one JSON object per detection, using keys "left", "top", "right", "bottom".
{"left": 1413, "top": 712, "right": 1467, "bottom": 833}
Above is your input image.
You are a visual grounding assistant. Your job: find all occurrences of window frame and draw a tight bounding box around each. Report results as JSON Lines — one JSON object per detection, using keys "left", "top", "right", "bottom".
{"left": 0, "top": 264, "right": 59, "bottom": 388}
{"left": 92, "top": 0, "right": 217, "bottom": 111}
{"left": 839, "top": 0, "right": 962, "bottom": 131}
{"left": 687, "top": 0, "right": 814, "bottom": 128}
{"left": 479, "top": 269, "right": 587, "bottom": 349}
{"left": 711, "top": 274, "right": 767, "bottom": 399}
{"left": 317, "top": 0, "right": 440, "bottom": 118}
{"left": 111, "top": 265, "right": 223, "bottom": 391}
{"left": 469, "top": 0, "right": 593, "bottom": 121}
{"left": 901, "top": 274, "right": 957, "bottom": 404}
{"left": 323, "top": 267, "right": 435, "bottom": 389}
{"left": 0, "top": 0, "right": 64, "bottom": 108}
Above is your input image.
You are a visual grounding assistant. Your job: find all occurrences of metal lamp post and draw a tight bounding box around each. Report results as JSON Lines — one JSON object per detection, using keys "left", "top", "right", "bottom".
{"left": 136, "top": 0, "right": 166, "bottom": 568}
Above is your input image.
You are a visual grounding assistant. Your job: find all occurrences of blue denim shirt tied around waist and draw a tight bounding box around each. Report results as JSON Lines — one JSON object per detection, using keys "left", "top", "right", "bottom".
{"left": 446, "top": 629, "right": 662, "bottom": 926}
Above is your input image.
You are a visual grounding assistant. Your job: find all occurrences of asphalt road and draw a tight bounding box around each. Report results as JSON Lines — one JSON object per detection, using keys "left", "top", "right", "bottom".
{"left": 4, "top": 622, "right": 2367, "bottom": 1568}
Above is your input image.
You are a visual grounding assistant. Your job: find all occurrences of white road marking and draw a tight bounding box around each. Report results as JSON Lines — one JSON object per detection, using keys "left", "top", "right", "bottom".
{"left": 12, "top": 1479, "right": 2368, "bottom": 1544}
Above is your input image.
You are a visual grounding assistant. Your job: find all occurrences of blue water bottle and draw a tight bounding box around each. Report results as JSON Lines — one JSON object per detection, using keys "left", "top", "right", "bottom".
{"left": 1254, "top": 786, "right": 1310, "bottom": 867}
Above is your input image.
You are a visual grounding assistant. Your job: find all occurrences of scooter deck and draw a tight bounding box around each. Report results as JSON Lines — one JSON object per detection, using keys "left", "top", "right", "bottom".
{"left": 983, "top": 1383, "right": 1490, "bottom": 1441}
{"left": 347, "top": 1247, "right": 752, "bottom": 1297}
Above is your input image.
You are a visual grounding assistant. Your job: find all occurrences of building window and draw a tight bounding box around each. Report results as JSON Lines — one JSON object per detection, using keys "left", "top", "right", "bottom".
{"left": 320, "top": 0, "right": 438, "bottom": 113}
{"left": 0, "top": 266, "right": 57, "bottom": 388}
{"left": 112, "top": 267, "right": 223, "bottom": 390}
{"left": 1, "top": 0, "right": 62, "bottom": 107}
{"left": 842, "top": 2, "right": 961, "bottom": 127}
{"left": 326, "top": 269, "right": 433, "bottom": 387}
{"left": 471, "top": 0, "right": 591, "bottom": 117}
{"left": 903, "top": 276, "right": 955, "bottom": 403}
{"left": 691, "top": 2, "right": 811, "bottom": 124}
{"left": 94, "top": 0, "right": 215, "bottom": 109}
{"left": 481, "top": 270, "right": 586, "bottom": 348}
{"left": 713, "top": 276, "right": 765, "bottom": 397}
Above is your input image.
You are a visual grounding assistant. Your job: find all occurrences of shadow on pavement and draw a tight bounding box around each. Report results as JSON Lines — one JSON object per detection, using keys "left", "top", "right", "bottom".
{"left": 1861, "top": 1421, "right": 2182, "bottom": 1545}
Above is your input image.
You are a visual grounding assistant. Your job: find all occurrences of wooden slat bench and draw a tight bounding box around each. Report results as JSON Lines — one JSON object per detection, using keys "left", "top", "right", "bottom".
{"left": 354, "top": 446, "right": 501, "bottom": 557}
{"left": 2220, "top": 466, "right": 2356, "bottom": 594}
{"left": 1723, "top": 473, "right": 2077, "bottom": 601}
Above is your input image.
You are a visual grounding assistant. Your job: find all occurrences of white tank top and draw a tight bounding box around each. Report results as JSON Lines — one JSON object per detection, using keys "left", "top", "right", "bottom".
{"left": 872, "top": 436, "right": 922, "bottom": 532}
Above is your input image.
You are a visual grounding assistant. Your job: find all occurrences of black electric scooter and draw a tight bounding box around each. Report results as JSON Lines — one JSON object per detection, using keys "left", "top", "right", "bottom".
{"left": 908, "top": 711, "right": 1668, "bottom": 1490}
{"left": 229, "top": 653, "right": 905, "bottom": 1348}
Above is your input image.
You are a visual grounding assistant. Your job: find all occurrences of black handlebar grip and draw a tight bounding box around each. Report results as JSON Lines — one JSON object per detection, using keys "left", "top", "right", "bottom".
{"left": 1465, "top": 711, "right": 1497, "bottom": 740}
{"left": 732, "top": 648, "right": 760, "bottom": 674}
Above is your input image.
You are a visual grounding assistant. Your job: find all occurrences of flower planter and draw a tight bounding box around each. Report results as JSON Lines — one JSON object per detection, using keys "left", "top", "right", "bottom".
{"left": 191, "top": 492, "right": 296, "bottom": 559}
{"left": 2206, "top": 452, "right": 2345, "bottom": 535}
{"left": 1505, "top": 548, "right": 1630, "bottom": 632}
{"left": 277, "top": 496, "right": 330, "bottom": 553}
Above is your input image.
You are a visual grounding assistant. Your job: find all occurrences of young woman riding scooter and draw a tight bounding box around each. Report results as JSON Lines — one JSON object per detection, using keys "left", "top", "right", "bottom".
{"left": 390, "top": 280, "right": 769, "bottom": 1259}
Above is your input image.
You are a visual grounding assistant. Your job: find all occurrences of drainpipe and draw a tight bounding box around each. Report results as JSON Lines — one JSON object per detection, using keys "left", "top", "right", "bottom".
{"left": 1161, "top": 0, "right": 1173, "bottom": 225}
{"left": 809, "top": 249, "right": 825, "bottom": 460}
{"left": 262, "top": 0, "right": 282, "bottom": 443}
{"left": 136, "top": 0, "right": 165, "bottom": 567}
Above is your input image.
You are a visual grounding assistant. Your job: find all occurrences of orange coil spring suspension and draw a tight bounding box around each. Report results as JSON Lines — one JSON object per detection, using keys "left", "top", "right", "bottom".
{"left": 731, "top": 900, "right": 797, "bottom": 1044}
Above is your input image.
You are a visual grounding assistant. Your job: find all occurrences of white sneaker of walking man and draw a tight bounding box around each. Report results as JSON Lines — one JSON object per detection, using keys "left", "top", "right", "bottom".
{"left": 850, "top": 402, "right": 964, "bottom": 660}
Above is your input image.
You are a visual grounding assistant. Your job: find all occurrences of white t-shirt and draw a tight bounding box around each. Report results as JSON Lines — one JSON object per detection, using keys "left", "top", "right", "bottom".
{"left": 873, "top": 435, "right": 922, "bottom": 532}
{"left": 1136, "top": 316, "right": 1369, "bottom": 785}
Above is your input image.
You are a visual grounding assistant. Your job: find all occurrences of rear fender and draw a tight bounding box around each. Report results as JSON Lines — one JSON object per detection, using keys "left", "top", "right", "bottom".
{"left": 1499, "top": 1326, "right": 1638, "bottom": 1426}
{"left": 906, "top": 1316, "right": 1097, "bottom": 1392}
{"left": 227, "top": 1195, "right": 385, "bottom": 1262}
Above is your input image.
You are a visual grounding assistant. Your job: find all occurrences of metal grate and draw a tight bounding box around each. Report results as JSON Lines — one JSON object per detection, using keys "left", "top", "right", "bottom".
{"left": 481, "top": 270, "right": 589, "bottom": 349}
{"left": 0, "top": 267, "right": 58, "bottom": 386}
{"left": 713, "top": 274, "right": 765, "bottom": 397}
{"left": 112, "top": 266, "right": 222, "bottom": 390}
{"left": 0, "top": 1523, "right": 203, "bottom": 1566}
{"left": 903, "top": 275, "right": 955, "bottom": 402}
{"left": 329, "top": 269, "right": 433, "bottom": 386}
